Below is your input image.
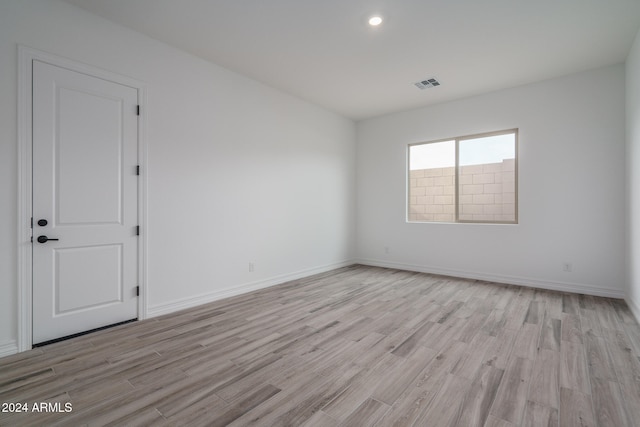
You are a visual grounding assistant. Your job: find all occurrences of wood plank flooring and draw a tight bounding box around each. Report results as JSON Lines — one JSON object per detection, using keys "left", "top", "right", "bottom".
{"left": 2, "top": 265, "right": 640, "bottom": 426}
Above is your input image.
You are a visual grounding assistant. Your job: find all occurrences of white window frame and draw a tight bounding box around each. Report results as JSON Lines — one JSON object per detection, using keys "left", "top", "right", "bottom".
{"left": 407, "top": 129, "right": 518, "bottom": 224}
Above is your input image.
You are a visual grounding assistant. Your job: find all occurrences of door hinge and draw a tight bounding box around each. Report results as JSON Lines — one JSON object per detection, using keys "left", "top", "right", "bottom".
{"left": 136, "top": 165, "right": 140, "bottom": 175}
{"left": 30, "top": 217, "right": 33, "bottom": 228}
{"left": 136, "top": 286, "right": 140, "bottom": 296}
{"left": 136, "top": 105, "right": 140, "bottom": 116}
{"left": 136, "top": 225, "right": 140, "bottom": 236}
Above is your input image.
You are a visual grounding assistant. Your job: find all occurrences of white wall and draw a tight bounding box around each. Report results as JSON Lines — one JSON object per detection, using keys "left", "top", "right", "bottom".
{"left": 0, "top": 0, "right": 356, "bottom": 354}
{"left": 356, "top": 65, "right": 626, "bottom": 297}
{"left": 627, "top": 29, "right": 640, "bottom": 318}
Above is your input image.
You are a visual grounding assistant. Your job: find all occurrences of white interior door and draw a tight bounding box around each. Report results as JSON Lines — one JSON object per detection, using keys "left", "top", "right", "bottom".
{"left": 32, "top": 60, "right": 139, "bottom": 345}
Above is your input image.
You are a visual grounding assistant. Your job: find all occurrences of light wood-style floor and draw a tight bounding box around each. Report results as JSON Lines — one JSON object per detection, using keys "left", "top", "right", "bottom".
{"left": 2, "top": 265, "right": 640, "bottom": 426}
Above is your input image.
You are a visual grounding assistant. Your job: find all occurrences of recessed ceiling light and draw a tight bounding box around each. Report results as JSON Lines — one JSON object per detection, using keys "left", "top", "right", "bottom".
{"left": 368, "top": 16, "right": 383, "bottom": 26}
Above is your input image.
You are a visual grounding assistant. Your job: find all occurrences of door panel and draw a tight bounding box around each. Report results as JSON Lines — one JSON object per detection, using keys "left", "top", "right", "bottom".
{"left": 55, "top": 244, "right": 123, "bottom": 314}
{"left": 32, "top": 60, "right": 139, "bottom": 344}
{"left": 57, "top": 86, "right": 124, "bottom": 225}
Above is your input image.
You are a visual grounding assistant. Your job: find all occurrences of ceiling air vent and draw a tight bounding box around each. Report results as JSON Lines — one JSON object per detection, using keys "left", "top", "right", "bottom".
{"left": 414, "top": 77, "right": 441, "bottom": 90}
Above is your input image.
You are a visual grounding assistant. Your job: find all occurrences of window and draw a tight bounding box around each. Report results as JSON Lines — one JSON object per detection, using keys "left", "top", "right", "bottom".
{"left": 408, "top": 129, "right": 518, "bottom": 224}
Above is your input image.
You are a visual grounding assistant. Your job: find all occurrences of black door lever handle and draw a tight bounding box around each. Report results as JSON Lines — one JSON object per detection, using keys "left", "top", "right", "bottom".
{"left": 37, "top": 235, "right": 59, "bottom": 243}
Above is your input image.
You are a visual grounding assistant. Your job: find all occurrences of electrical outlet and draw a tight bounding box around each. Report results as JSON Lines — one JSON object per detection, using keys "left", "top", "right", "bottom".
{"left": 562, "top": 262, "right": 572, "bottom": 272}
{"left": 249, "top": 262, "right": 254, "bottom": 272}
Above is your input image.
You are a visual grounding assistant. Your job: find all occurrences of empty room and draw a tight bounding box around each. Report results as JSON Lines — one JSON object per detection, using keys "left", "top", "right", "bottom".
{"left": 2, "top": 0, "right": 640, "bottom": 425}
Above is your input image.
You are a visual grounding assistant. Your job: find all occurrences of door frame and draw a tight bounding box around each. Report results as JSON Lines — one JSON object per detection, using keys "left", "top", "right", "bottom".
{"left": 17, "top": 46, "right": 148, "bottom": 352}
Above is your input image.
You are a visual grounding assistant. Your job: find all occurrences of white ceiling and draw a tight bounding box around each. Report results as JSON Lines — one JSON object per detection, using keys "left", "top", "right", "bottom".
{"left": 62, "top": 0, "right": 640, "bottom": 120}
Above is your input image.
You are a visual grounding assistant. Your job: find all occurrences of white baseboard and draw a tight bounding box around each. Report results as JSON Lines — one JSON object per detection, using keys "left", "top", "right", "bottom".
{"left": 356, "top": 258, "right": 625, "bottom": 299}
{"left": 147, "top": 260, "right": 355, "bottom": 317}
{"left": 0, "top": 340, "right": 18, "bottom": 358}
